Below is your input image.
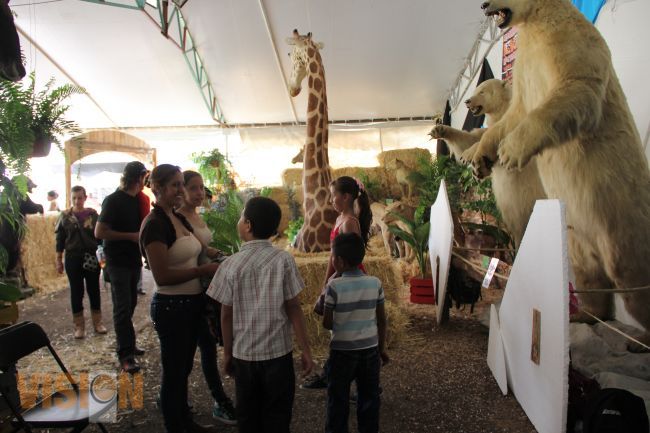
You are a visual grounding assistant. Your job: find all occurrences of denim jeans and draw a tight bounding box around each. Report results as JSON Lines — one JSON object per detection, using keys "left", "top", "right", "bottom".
{"left": 64, "top": 253, "right": 101, "bottom": 314}
{"left": 193, "top": 305, "right": 228, "bottom": 403}
{"left": 105, "top": 264, "right": 140, "bottom": 361}
{"left": 233, "top": 352, "right": 295, "bottom": 433}
{"left": 150, "top": 293, "right": 202, "bottom": 433}
{"left": 326, "top": 347, "right": 381, "bottom": 433}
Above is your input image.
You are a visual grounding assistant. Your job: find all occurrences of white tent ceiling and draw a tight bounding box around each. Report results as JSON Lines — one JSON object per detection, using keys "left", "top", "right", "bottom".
{"left": 12, "top": 0, "right": 485, "bottom": 129}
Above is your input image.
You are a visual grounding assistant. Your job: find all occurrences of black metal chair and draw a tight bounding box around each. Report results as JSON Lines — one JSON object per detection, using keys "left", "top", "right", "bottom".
{"left": 0, "top": 321, "right": 114, "bottom": 432}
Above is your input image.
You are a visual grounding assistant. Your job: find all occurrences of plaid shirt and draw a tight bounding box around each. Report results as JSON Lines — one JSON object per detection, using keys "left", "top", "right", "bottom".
{"left": 207, "top": 239, "right": 305, "bottom": 361}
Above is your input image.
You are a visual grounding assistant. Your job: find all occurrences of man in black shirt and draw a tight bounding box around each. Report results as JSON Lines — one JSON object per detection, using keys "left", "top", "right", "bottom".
{"left": 95, "top": 161, "right": 148, "bottom": 373}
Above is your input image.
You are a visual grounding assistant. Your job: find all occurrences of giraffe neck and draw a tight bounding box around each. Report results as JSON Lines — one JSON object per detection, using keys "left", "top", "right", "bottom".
{"left": 304, "top": 49, "right": 328, "bottom": 181}
{"left": 297, "top": 46, "right": 337, "bottom": 252}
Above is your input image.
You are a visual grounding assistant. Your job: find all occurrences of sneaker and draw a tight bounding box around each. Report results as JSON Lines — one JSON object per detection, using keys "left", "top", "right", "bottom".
{"left": 212, "top": 399, "right": 237, "bottom": 425}
{"left": 120, "top": 358, "right": 140, "bottom": 374}
{"left": 300, "top": 373, "right": 327, "bottom": 390}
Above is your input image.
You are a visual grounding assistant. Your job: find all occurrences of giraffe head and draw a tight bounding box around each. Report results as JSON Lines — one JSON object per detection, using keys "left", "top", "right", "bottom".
{"left": 286, "top": 29, "right": 324, "bottom": 97}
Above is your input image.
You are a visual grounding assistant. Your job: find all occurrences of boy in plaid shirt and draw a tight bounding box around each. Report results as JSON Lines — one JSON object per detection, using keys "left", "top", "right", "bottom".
{"left": 207, "top": 197, "right": 314, "bottom": 433}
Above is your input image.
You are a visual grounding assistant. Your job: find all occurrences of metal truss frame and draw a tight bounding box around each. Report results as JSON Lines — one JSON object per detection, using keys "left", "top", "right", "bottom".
{"left": 447, "top": 18, "right": 504, "bottom": 112}
{"left": 79, "top": 0, "right": 226, "bottom": 125}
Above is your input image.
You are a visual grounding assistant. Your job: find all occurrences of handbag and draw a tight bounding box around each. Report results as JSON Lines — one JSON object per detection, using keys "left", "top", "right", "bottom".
{"left": 82, "top": 251, "right": 99, "bottom": 272}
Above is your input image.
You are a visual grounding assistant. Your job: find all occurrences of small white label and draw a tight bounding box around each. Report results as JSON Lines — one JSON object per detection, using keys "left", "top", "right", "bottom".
{"left": 482, "top": 257, "right": 500, "bottom": 288}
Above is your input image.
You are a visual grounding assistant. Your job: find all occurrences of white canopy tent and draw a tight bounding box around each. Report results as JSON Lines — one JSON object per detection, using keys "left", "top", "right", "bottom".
{"left": 10, "top": 0, "right": 650, "bottom": 192}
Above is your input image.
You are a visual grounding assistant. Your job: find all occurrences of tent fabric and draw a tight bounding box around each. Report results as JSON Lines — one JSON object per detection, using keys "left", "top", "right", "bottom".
{"left": 572, "top": 0, "right": 606, "bottom": 23}
{"left": 12, "top": 0, "right": 485, "bottom": 129}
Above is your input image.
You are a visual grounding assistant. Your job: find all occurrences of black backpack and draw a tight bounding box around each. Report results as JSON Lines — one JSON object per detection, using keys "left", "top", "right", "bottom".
{"left": 583, "top": 388, "right": 649, "bottom": 433}
{"left": 446, "top": 264, "right": 482, "bottom": 313}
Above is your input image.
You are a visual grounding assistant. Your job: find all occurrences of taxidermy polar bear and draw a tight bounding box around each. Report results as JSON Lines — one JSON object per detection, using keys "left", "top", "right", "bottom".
{"left": 429, "top": 79, "right": 545, "bottom": 248}
{"left": 464, "top": 0, "right": 650, "bottom": 348}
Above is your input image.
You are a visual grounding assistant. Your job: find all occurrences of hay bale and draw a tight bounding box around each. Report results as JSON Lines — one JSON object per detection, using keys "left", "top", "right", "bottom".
{"left": 377, "top": 147, "right": 431, "bottom": 169}
{"left": 292, "top": 252, "right": 405, "bottom": 354}
{"left": 281, "top": 168, "right": 302, "bottom": 188}
{"left": 21, "top": 214, "right": 68, "bottom": 294}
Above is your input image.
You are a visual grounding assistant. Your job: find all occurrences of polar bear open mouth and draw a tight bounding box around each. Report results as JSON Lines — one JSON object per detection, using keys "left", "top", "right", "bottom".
{"left": 468, "top": 104, "right": 483, "bottom": 116}
{"left": 485, "top": 8, "right": 512, "bottom": 29}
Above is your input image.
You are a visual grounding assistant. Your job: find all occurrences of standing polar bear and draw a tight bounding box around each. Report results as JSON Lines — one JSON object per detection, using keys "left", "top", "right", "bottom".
{"left": 429, "top": 79, "right": 546, "bottom": 248}
{"left": 464, "top": 0, "right": 650, "bottom": 347}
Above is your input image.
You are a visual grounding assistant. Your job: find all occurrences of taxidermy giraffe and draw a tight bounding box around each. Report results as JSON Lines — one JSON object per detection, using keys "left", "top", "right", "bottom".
{"left": 287, "top": 29, "right": 337, "bottom": 252}
{"left": 0, "top": 0, "right": 26, "bottom": 82}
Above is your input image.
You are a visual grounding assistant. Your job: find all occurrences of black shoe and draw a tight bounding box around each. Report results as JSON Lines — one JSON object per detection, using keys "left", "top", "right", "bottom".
{"left": 300, "top": 373, "right": 327, "bottom": 390}
{"left": 121, "top": 358, "right": 140, "bottom": 374}
{"left": 134, "top": 347, "right": 145, "bottom": 356}
{"left": 185, "top": 418, "right": 213, "bottom": 433}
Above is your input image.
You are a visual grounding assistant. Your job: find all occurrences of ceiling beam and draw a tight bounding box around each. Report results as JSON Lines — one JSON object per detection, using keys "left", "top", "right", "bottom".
{"left": 258, "top": 0, "right": 299, "bottom": 124}
{"left": 447, "top": 18, "right": 503, "bottom": 112}
{"left": 78, "top": 0, "right": 227, "bottom": 126}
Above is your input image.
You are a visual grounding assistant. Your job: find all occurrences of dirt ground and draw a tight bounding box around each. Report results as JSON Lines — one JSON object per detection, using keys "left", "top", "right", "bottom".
{"left": 13, "top": 269, "right": 535, "bottom": 433}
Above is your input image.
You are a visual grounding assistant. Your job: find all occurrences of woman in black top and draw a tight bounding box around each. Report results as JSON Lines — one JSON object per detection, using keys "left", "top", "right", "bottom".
{"left": 55, "top": 185, "right": 107, "bottom": 339}
{"left": 140, "top": 164, "right": 219, "bottom": 433}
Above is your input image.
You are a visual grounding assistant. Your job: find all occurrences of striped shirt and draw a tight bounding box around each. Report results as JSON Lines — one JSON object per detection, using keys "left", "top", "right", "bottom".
{"left": 207, "top": 239, "right": 305, "bottom": 361}
{"left": 324, "top": 269, "right": 385, "bottom": 351}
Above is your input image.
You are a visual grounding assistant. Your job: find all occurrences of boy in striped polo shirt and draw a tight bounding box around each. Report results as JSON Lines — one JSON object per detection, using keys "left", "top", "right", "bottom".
{"left": 323, "top": 232, "right": 389, "bottom": 433}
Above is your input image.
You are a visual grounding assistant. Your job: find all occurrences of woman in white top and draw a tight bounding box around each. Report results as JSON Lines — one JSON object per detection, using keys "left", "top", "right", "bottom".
{"left": 176, "top": 170, "right": 236, "bottom": 425}
{"left": 140, "top": 164, "right": 219, "bottom": 433}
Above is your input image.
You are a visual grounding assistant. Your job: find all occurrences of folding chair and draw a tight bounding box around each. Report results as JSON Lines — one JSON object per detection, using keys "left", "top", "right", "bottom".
{"left": 0, "top": 321, "right": 114, "bottom": 432}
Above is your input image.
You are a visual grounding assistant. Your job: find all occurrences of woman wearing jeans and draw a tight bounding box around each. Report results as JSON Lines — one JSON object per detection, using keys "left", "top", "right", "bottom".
{"left": 140, "top": 164, "right": 219, "bottom": 433}
{"left": 55, "top": 185, "right": 107, "bottom": 338}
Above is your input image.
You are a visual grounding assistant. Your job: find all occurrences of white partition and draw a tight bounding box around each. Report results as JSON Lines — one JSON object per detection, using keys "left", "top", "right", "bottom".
{"left": 487, "top": 303, "right": 508, "bottom": 395}
{"left": 489, "top": 199, "right": 570, "bottom": 433}
{"left": 428, "top": 180, "right": 454, "bottom": 325}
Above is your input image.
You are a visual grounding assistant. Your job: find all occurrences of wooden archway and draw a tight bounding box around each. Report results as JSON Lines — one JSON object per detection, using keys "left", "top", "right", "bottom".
{"left": 64, "top": 130, "right": 156, "bottom": 207}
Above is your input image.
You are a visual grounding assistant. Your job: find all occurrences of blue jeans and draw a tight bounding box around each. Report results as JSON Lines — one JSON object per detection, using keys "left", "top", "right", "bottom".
{"left": 150, "top": 293, "right": 202, "bottom": 433}
{"left": 326, "top": 347, "right": 380, "bottom": 433}
{"left": 105, "top": 264, "right": 140, "bottom": 361}
{"left": 191, "top": 302, "right": 228, "bottom": 403}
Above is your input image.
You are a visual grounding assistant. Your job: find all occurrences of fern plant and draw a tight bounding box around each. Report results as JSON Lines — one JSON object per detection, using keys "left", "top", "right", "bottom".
{"left": 0, "top": 74, "right": 82, "bottom": 278}
{"left": 201, "top": 189, "right": 244, "bottom": 255}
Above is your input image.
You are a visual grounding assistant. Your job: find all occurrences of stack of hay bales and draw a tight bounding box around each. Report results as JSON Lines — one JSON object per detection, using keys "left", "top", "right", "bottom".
{"left": 281, "top": 147, "right": 432, "bottom": 204}
{"left": 21, "top": 214, "right": 68, "bottom": 293}
{"left": 292, "top": 250, "right": 408, "bottom": 355}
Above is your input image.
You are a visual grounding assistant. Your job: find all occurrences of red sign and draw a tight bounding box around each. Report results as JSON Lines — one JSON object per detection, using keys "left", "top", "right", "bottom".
{"left": 502, "top": 27, "right": 518, "bottom": 83}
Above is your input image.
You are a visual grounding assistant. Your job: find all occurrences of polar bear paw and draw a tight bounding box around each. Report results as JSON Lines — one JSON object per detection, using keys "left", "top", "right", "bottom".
{"left": 497, "top": 133, "right": 533, "bottom": 171}
{"left": 463, "top": 142, "right": 494, "bottom": 179}
{"left": 428, "top": 124, "right": 449, "bottom": 140}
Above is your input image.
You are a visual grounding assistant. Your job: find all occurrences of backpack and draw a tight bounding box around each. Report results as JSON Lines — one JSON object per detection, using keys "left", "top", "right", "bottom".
{"left": 446, "top": 264, "right": 482, "bottom": 313}
{"left": 583, "top": 388, "right": 649, "bottom": 433}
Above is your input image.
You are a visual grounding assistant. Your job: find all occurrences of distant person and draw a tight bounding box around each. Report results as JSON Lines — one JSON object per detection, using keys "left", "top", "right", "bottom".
{"left": 47, "top": 190, "right": 60, "bottom": 212}
{"left": 95, "top": 161, "right": 148, "bottom": 374}
{"left": 0, "top": 176, "right": 43, "bottom": 282}
{"left": 207, "top": 196, "right": 314, "bottom": 433}
{"left": 323, "top": 232, "right": 388, "bottom": 433}
{"left": 55, "top": 185, "right": 107, "bottom": 339}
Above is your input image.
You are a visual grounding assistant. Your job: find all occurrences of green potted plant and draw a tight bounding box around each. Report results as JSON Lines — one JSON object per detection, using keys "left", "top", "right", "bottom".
{"left": 191, "top": 148, "right": 235, "bottom": 192}
{"left": 387, "top": 212, "right": 433, "bottom": 304}
{"left": 0, "top": 73, "right": 85, "bottom": 158}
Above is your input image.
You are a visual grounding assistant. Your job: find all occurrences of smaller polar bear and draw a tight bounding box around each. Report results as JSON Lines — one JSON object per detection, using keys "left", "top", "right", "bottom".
{"left": 429, "top": 79, "right": 546, "bottom": 247}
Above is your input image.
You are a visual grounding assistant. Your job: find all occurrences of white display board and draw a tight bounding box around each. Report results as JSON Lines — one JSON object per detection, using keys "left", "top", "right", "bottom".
{"left": 487, "top": 303, "right": 508, "bottom": 395}
{"left": 489, "top": 199, "right": 570, "bottom": 433}
{"left": 428, "top": 180, "right": 454, "bottom": 325}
